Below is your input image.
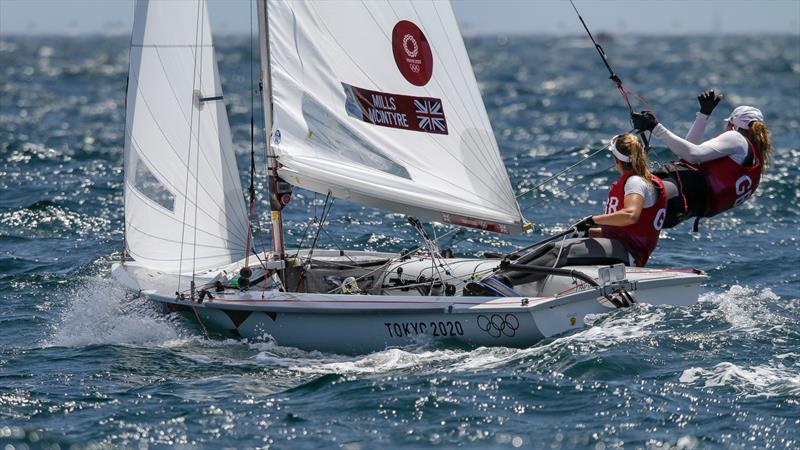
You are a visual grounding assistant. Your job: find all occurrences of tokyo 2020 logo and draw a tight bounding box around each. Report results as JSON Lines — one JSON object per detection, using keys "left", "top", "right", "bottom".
{"left": 392, "top": 20, "right": 433, "bottom": 86}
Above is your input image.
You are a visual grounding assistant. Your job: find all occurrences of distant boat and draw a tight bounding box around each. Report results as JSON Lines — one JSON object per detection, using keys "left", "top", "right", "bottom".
{"left": 112, "top": 0, "right": 705, "bottom": 355}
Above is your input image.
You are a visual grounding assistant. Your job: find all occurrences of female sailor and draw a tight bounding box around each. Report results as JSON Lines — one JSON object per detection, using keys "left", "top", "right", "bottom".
{"left": 576, "top": 133, "right": 668, "bottom": 268}
{"left": 472, "top": 134, "right": 667, "bottom": 296}
{"left": 632, "top": 90, "right": 772, "bottom": 229}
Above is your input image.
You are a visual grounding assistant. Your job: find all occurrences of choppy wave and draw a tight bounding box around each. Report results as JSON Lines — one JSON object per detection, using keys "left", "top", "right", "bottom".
{"left": 680, "top": 362, "right": 800, "bottom": 397}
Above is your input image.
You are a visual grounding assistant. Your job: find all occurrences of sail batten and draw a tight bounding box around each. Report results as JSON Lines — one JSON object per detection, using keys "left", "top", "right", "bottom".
{"left": 124, "top": 0, "right": 248, "bottom": 273}
{"left": 264, "top": 0, "right": 525, "bottom": 233}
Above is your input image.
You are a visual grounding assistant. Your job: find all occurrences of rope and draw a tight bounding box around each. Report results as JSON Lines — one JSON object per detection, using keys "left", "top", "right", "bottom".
{"left": 190, "top": 2, "right": 208, "bottom": 292}
{"left": 515, "top": 141, "right": 610, "bottom": 201}
{"left": 244, "top": 0, "right": 257, "bottom": 269}
{"left": 177, "top": 0, "right": 205, "bottom": 295}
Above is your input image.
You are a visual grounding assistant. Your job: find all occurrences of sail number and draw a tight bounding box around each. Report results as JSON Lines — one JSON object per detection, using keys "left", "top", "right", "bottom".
{"left": 384, "top": 321, "right": 464, "bottom": 338}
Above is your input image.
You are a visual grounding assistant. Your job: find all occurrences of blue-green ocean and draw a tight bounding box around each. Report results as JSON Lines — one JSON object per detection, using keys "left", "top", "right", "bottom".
{"left": 1, "top": 34, "right": 799, "bottom": 449}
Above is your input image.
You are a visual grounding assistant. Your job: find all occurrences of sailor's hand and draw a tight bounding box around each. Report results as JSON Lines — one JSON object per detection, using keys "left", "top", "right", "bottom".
{"left": 698, "top": 89, "right": 723, "bottom": 115}
{"left": 569, "top": 229, "right": 588, "bottom": 238}
{"left": 571, "top": 215, "right": 596, "bottom": 233}
{"left": 631, "top": 111, "right": 658, "bottom": 132}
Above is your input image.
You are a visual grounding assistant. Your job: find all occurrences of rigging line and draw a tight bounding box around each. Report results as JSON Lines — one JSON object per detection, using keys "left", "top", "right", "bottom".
{"left": 306, "top": 3, "right": 517, "bottom": 209}
{"left": 568, "top": 0, "right": 654, "bottom": 149}
{"left": 178, "top": 0, "right": 205, "bottom": 289}
{"left": 568, "top": 0, "right": 626, "bottom": 108}
{"left": 296, "top": 192, "right": 334, "bottom": 291}
{"left": 514, "top": 138, "right": 616, "bottom": 201}
{"left": 521, "top": 157, "right": 619, "bottom": 214}
{"left": 379, "top": 1, "right": 517, "bottom": 204}
{"left": 245, "top": 0, "right": 257, "bottom": 268}
{"left": 317, "top": 227, "right": 363, "bottom": 267}
{"left": 121, "top": 71, "right": 131, "bottom": 263}
{"left": 292, "top": 217, "right": 316, "bottom": 259}
{"left": 305, "top": 191, "right": 333, "bottom": 264}
{"left": 191, "top": 0, "right": 209, "bottom": 283}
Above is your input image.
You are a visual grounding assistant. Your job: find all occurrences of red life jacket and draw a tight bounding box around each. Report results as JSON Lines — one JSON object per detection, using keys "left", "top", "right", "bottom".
{"left": 601, "top": 172, "right": 667, "bottom": 267}
{"left": 694, "top": 136, "right": 761, "bottom": 217}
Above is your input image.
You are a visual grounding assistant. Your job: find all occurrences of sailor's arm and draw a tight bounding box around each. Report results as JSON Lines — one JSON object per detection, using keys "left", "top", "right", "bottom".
{"left": 686, "top": 89, "right": 722, "bottom": 143}
{"left": 652, "top": 124, "right": 742, "bottom": 164}
{"left": 685, "top": 112, "right": 709, "bottom": 144}
{"left": 588, "top": 193, "right": 644, "bottom": 237}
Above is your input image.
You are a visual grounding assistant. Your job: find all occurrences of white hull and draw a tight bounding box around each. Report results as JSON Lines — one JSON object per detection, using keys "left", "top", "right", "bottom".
{"left": 112, "top": 251, "right": 705, "bottom": 355}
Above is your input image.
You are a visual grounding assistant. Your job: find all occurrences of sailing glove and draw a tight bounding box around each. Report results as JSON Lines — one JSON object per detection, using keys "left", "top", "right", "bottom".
{"left": 572, "top": 215, "right": 596, "bottom": 233}
{"left": 631, "top": 111, "right": 658, "bottom": 132}
{"left": 698, "top": 89, "right": 723, "bottom": 115}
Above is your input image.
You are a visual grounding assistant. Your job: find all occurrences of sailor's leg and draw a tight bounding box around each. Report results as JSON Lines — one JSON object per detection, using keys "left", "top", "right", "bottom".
{"left": 560, "top": 238, "right": 632, "bottom": 266}
{"left": 502, "top": 238, "right": 631, "bottom": 285}
{"left": 654, "top": 167, "right": 708, "bottom": 228}
{"left": 465, "top": 238, "right": 633, "bottom": 296}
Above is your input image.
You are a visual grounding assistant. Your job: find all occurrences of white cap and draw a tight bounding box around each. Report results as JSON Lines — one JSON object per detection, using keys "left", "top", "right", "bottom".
{"left": 725, "top": 106, "right": 764, "bottom": 130}
{"left": 608, "top": 136, "right": 630, "bottom": 162}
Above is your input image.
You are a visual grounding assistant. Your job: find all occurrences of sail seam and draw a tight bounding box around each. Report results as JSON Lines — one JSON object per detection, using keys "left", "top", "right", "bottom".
{"left": 148, "top": 46, "right": 250, "bottom": 225}
{"left": 425, "top": 1, "right": 520, "bottom": 205}
{"left": 395, "top": 0, "right": 516, "bottom": 204}
{"left": 304, "top": 2, "right": 517, "bottom": 212}
{"left": 132, "top": 44, "right": 214, "bottom": 48}
{"left": 126, "top": 177, "right": 247, "bottom": 245}
{"left": 376, "top": 0, "right": 518, "bottom": 207}
{"left": 126, "top": 111, "right": 249, "bottom": 242}
{"left": 127, "top": 221, "right": 244, "bottom": 251}
{"left": 279, "top": 155, "right": 519, "bottom": 221}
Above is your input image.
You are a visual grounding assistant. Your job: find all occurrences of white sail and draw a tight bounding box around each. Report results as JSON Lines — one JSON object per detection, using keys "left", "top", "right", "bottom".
{"left": 124, "top": 0, "right": 248, "bottom": 273}
{"left": 264, "top": 1, "right": 525, "bottom": 234}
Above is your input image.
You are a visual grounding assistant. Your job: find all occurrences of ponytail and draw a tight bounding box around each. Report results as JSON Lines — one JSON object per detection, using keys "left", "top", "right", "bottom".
{"left": 615, "top": 133, "right": 655, "bottom": 184}
{"left": 746, "top": 121, "right": 772, "bottom": 175}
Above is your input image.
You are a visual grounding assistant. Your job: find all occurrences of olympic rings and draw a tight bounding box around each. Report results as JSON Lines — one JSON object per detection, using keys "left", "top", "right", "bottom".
{"left": 476, "top": 314, "right": 520, "bottom": 338}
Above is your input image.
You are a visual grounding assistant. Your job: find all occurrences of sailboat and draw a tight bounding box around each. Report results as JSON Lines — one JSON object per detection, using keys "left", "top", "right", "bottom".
{"left": 112, "top": 0, "right": 706, "bottom": 355}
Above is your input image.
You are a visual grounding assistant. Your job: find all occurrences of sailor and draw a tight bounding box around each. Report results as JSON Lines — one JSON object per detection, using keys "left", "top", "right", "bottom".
{"left": 631, "top": 90, "right": 772, "bottom": 229}
{"left": 575, "top": 133, "right": 668, "bottom": 268}
{"left": 477, "top": 134, "right": 667, "bottom": 294}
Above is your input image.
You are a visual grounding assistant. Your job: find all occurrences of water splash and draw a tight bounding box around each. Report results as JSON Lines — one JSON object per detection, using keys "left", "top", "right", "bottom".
{"left": 699, "top": 285, "right": 782, "bottom": 331}
{"left": 45, "top": 277, "right": 184, "bottom": 347}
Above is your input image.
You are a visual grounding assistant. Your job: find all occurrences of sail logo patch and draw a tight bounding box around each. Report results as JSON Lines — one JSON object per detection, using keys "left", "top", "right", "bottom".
{"left": 392, "top": 20, "right": 433, "bottom": 86}
{"left": 343, "top": 83, "right": 448, "bottom": 135}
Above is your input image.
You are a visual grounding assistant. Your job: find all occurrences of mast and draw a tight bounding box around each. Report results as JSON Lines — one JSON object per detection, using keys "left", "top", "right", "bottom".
{"left": 256, "top": 0, "right": 290, "bottom": 264}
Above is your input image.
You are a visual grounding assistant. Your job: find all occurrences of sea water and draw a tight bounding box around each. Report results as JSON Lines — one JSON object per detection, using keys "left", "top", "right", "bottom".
{"left": 1, "top": 34, "right": 798, "bottom": 449}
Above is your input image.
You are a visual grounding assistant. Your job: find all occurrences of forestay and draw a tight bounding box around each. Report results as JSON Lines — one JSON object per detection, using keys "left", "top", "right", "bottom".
{"left": 265, "top": 1, "right": 525, "bottom": 234}
{"left": 124, "top": 0, "right": 248, "bottom": 273}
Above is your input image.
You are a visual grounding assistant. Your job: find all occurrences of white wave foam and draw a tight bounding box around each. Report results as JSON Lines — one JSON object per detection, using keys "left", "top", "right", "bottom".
{"left": 45, "top": 277, "right": 184, "bottom": 347}
{"left": 240, "top": 288, "right": 783, "bottom": 377}
{"left": 699, "top": 285, "right": 781, "bottom": 331}
{"left": 242, "top": 306, "right": 672, "bottom": 376}
{"left": 680, "top": 362, "right": 800, "bottom": 397}
{"left": 574, "top": 306, "right": 666, "bottom": 344}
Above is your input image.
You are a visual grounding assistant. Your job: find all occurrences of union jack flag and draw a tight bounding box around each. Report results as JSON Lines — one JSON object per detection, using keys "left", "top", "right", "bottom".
{"left": 414, "top": 99, "right": 448, "bottom": 134}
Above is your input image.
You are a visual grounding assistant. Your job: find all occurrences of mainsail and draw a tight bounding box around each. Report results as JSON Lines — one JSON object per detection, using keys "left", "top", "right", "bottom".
{"left": 124, "top": 0, "right": 248, "bottom": 272}
{"left": 263, "top": 1, "right": 525, "bottom": 234}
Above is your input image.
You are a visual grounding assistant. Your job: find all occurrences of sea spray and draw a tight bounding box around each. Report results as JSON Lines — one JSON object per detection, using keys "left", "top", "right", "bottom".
{"left": 46, "top": 277, "right": 183, "bottom": 347}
